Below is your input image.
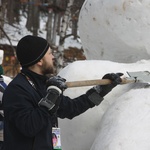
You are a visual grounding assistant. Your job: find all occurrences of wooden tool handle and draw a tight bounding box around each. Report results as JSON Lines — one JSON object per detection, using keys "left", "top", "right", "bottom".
{"left": 66, "top": 78, "right": 135, "bottom": 88}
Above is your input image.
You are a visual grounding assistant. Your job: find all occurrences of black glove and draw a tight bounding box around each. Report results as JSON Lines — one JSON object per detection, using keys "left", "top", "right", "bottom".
{"left": 46, "top": 76, "right": 67, "bottom": 92}
{"left": 86, "top": 73, "right": 123, "bottom": 106}
{"left": 38, "top": 88, "right": 61, "bottom": 111}
{"left": 99, "top": 73, "right": 123, "bottom": 97}
{"left": 38, "top": 76, "right": 67, "bottom": 112}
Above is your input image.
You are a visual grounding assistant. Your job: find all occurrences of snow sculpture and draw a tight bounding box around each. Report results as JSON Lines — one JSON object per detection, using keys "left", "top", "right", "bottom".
{"left": 91, "top": 88, "right": 150, "bottom": 150}
{"left": 79, "top": 0, "right": 150, "bottom": 63}
{"left": 58, "top": 60, "right": 150, "bottom": 150}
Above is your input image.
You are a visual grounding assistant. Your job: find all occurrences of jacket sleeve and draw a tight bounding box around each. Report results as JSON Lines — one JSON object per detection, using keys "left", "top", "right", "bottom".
{"left": 57, "top": 94, "right": 95, "bottom": 119}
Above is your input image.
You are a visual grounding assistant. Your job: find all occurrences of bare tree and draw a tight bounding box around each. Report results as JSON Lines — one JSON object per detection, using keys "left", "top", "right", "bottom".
{"left": 55, "top": 0, "right": 74, "bottom": 73}
{"left": 7, "top": 0, "right": 14, "bottom": 24}
{"left": 7, "top": 0, "right": 20, "bottom": 25}
{"left": 0, "top": 0, "right": 6, "bottom": 38}
{"left": 71, "top": 0, "right": 85, "bottom": 39}
{"left": 46, "top": 0, "right": 53, "bottom": 44}
{"left": 46, "top": 11, "right": 53, "bottom": 44}
{"left": 46, "top": 0, "right": 66, "bottom": 46}
{"left": 26, "top": 0, "right": 40, "bottom": 36}
{"left": 50, "top": 0, "right": 59, "bottom": 45}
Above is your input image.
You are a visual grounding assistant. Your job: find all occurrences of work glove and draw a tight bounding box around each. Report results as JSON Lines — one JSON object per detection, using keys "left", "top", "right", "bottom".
{"left": 38, "top": 76, "right": 67, "bottom": 112}
{"left": 86, "top": 73, "right": 123, "bottom": 106}
{"left": 46, "top": 76, "right": 67, "bottom": 92}
{"left": 99, "top": 73, "right": 123, "bottom": 97}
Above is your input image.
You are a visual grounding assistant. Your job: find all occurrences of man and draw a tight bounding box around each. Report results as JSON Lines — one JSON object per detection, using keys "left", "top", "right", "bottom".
{"left": 2, "top": 35, "right": 123, "bottom": 150}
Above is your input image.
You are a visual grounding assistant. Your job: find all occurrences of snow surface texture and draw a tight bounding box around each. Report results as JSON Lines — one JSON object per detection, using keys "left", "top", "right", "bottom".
{"left": 91, "top": 88, "right": 150, "bottom": 150}
{"left": 79, "top": 0, "right": 150, "bottom": 63}
{"left": 58, "top": 60, "right": 150, "bottom": 150}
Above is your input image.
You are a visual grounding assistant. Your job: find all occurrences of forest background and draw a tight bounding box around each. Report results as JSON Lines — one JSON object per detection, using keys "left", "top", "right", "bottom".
{"left": 0, "top": 0, "right": 86, "bottom": 78}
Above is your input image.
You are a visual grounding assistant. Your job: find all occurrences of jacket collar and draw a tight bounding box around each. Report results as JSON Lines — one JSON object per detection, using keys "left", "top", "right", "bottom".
{"left": 21, "top": 68, "right": 48, "bottom": 90}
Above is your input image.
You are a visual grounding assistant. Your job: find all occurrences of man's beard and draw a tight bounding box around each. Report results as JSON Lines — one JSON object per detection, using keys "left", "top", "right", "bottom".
{"left": 42, "top": 63, "right": 54, "bottom": 75}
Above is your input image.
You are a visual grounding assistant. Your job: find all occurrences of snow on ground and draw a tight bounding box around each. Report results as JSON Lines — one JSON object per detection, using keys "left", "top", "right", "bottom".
{"left": 58, "top": 60, "right": 150, "bottom": 150}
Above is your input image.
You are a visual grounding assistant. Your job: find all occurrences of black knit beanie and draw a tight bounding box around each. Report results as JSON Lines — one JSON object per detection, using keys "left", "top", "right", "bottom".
{"left": 16, "top": 35, "right": 49, "bottom": 67}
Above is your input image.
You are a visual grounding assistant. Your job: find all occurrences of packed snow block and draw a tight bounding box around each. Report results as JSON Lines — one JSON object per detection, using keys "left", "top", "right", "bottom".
{"left": 58, "top": 60, "right": 150, "bottom": 150}
{"left": 79, "top": 0, "right": 150, "bottom": 63}
{"left": 91, "top": 88, "right": 150, "bottom": 150}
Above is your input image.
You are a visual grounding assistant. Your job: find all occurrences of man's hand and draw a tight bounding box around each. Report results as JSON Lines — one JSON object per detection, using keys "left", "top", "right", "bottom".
{"left": 38, "top": 76, "right": 67, "bottom": 112}
{"left": 102, "top": 73, "right": 123, "bottom": 86}
{"left": 46, "top": 76, "right": 67, "bottom": 92}
{"left": 99, "top": 73, "right": 123, "bottom": 97}
{"left": 86, "top": 73, "right": 123, "bottom": 105}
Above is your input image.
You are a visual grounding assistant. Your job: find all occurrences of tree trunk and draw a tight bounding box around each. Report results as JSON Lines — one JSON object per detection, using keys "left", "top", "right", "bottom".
{"left": 50, "top": 0, "right": 63, "bottom": 45}
{"left": 6, "top": 0, "right": 20, "bottom": 24}
{"left": 72, "top": 16, "right": 78, "bottom": 39}
{"left": 7, "top": 0, "right": 15, "bottom": 25}
{"left": 14, "top": 0, "right": 21, "bottom": 23}
{"left": 46, "top": 0, "right": 55, "bottom": 44}
{"left": 0, "top": 0, "right": 7, "bottom": 38}
{"left": 0, "top": 0, "right": 2, "bottom": 38}
{"left": 46, "top": 11, "right": 53, "bottom": 44}
{"left": 26, "top": 0, "right": 39, "bottom": 35}
{"left": 26, "top": 0, "right": 33, "bottom": 31}
{"left": 71, "top": 0, "right": 85, "bottom": 39}
{"left": 32, "top": 0, "right": 40, "bottom": 36}
{"left": 56, "top": 0, "right": 74, "bottom": 73}
{"left": 51, "top": 13, "right": 59, "bottom": 45}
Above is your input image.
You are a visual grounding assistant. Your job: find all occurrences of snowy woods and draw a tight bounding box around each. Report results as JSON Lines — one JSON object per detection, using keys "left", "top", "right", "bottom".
{"left": 0, "top": 0, "right": 85, "bottom": 74}
{"left": 0, "top": 0, "right": 84, "bottom": 43}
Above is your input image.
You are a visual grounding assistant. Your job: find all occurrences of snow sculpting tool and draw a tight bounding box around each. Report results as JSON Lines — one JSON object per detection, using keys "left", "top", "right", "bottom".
{"left": 65, "top": 71, "right": 150, "bottom": 88}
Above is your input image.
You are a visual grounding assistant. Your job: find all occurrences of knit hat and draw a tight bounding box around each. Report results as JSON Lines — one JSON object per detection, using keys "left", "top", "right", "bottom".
{"left": 16, "top": 35, "right": 49, "bottom": 67}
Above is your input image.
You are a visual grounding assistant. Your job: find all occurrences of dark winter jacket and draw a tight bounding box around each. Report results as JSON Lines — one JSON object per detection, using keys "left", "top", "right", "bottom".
{"left": 2, "top": 68, "right": 95, "bottom": 150}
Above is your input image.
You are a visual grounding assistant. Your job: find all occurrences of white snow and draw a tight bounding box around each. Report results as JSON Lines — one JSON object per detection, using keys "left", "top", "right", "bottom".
{"left": 58, "top": 60, "right": 150, "bottom": 150}
{"left": 91, "top": 88, "right": 150, "bottom": 150}
{"left": 79, "top": 0, "right": 150, "bottom": 63}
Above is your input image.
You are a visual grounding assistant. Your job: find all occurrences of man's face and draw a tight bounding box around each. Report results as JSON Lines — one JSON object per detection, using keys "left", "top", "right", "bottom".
{"left": 41, "top": 47, "right": 55, "bottom": 75}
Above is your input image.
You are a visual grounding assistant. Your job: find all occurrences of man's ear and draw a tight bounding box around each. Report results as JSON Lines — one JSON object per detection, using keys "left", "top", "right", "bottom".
{"left": 37, "top": 59, "right": 43, "bottom": 66}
